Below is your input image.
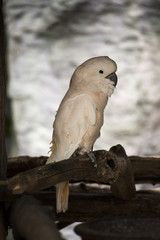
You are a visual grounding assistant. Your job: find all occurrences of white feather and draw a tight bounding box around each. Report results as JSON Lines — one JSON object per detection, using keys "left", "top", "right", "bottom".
{"left": 47, "top": 93, "right": 96, "bottom": 163}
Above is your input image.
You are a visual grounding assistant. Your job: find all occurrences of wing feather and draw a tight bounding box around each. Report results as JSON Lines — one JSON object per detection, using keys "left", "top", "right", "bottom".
{"left": 50, "top": 94, "right": 96, "bottom": 162}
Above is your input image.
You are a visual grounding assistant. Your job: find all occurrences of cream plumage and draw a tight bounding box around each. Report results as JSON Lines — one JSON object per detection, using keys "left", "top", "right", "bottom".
{"left": 46, "top": 56, "right": 118, "bottom": 213}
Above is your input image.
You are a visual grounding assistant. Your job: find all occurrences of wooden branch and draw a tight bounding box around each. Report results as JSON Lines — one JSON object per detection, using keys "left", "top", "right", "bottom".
{"left": 7, "top": 156, "right": 47, "bottom": 178}
{"left": 9, "top": 195, "right": 61, "bottom": 240}
{"left": 130, "top": 155, "right": 160, "bottom": 184}
{"left": 7, "top": 154, "right": 160, "bottom": 184}
{"left": 32, "top": 190, "right": 160, "bottom": 222}
{"left": 1, "top": 146, "right": 127, "bottom": 200}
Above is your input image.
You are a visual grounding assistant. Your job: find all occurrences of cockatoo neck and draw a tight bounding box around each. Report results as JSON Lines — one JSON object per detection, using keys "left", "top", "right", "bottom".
{"left": 71, "top": 79, "right": 113, "bottom": 97}
{"left": 69, "top": 85, "right": 108, "bottom": 110}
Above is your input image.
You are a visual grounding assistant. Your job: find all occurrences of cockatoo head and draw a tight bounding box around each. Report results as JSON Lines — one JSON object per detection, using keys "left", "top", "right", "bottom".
{"left": 70, "top": 56, "right": 118, "bottom": 97}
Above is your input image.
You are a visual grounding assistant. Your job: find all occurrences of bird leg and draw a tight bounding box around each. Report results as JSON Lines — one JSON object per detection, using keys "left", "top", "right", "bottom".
{"left": 87, "top": 147, "right": 97, "bottom": 168}
{"left": 71, "top": 147, "right": 97, "bottom": 168}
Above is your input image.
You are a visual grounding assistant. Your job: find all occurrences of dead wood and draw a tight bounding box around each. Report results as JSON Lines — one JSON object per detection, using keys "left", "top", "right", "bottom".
{"left": 1, "top": 145, "right": 127, "bottom": 200}
{"left": 7, "top": 156, "right": 47, "bottom": 178}
{"left": 9, "top": 195, "right": 61, "bottom": 240}
{"left": 109, "top": 145, "right": 136, "bottom": 200}
{"left": 32, "top": 190, "right": 160, "bottom": 222}
{"left": 130, "top": 155, "right": 160, "bottom": 184}
{"left": 7, "top": 154, "right": 160, "bottom": 185}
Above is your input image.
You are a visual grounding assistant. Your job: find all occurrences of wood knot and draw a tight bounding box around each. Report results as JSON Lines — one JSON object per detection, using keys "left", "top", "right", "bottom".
{"left": 106, "top": 159, "right": 116, "bottom": 171}
{"left": 95, "top": 151, "right": 121, "bottom": 183}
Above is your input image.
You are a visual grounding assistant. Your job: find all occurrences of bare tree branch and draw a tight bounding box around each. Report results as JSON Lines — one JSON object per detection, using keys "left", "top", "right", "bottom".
{"left": 7, "top": 154, "right": 160, "bottom": 184}
{"left": 1, "top": 145, "right": 129, "bottom": 201}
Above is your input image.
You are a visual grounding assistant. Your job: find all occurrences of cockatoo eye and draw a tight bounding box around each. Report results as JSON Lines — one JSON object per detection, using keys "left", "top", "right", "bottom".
{"left": 99, "top": 70, "right": 104, "bottom": 74}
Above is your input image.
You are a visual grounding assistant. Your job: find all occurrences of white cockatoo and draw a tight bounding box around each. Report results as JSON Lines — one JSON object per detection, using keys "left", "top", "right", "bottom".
{"left": 46, "top": 56, "right": 118, "bottom": 213}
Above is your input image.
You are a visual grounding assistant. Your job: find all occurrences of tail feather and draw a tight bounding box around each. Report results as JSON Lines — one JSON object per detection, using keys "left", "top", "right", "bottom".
{"left": 56, "top": 181, "right": 69, "bottom": 213}
{"left": 47, "top": 138, "right": 70, "bottom": 213}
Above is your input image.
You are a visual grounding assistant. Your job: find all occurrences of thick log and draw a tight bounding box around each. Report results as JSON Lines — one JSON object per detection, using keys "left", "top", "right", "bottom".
{"left": 1, "top": 146, "right": 127, "bottom": 200}
{"left": 9, "top": 195, "right": 61, "bottom": 240}
{"left": 7, "top": 154, "right": 160, "bottom": 184}
{"left": 0, "top": 1, "right": 7, "bottom": 239}
{"left": 33, "top": 190, "right": 160, "bottom": 222}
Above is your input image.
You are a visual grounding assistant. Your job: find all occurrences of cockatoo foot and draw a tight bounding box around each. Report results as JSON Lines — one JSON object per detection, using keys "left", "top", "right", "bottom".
{"left": 87, "top": 151, "right": 97, "bottom": 168}
{"left": 72, "top": 147, "right": 97, "bottom": 167}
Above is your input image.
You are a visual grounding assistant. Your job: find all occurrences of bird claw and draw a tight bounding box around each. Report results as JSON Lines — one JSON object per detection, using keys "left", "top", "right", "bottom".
{"left": 73, "top": 147, "right": 97, "bottom": 167}
{"left": 87, "top": 151, "right": 97, "bottom": 168}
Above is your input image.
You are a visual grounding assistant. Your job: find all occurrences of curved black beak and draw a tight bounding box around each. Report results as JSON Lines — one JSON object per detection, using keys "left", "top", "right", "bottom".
{"left": 105, "top": 73, "right": 118, "bottom": 87}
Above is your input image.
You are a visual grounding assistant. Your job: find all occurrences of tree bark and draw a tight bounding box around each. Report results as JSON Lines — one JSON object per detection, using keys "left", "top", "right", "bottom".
{"left": 2, "top": 146, "right": 128, "bottom": 200}
{"left": 129, "top": 155, "right": 160, "bottom": 184}
{"left": 110, "top": 145, "right": 136, "bottom": 200}
{"left": 0, "top": 1, "right": 7, "bottom": 239}
{"left": 32, "top": 190, "right": 160, "bottom": 222}
{"left": 7, "top": 156, "right": 47, "bottom": 178}
{"left": 7, "top": 154, "right": 160, "bottom": 184}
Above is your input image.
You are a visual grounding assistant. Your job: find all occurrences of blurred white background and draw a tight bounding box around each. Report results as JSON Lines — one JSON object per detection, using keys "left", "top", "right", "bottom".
{"left": 5, "top": 0, "right": 160, "bottom": 158}
{"left": 4, "top": 0, "right": 160, "bottom": 239}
